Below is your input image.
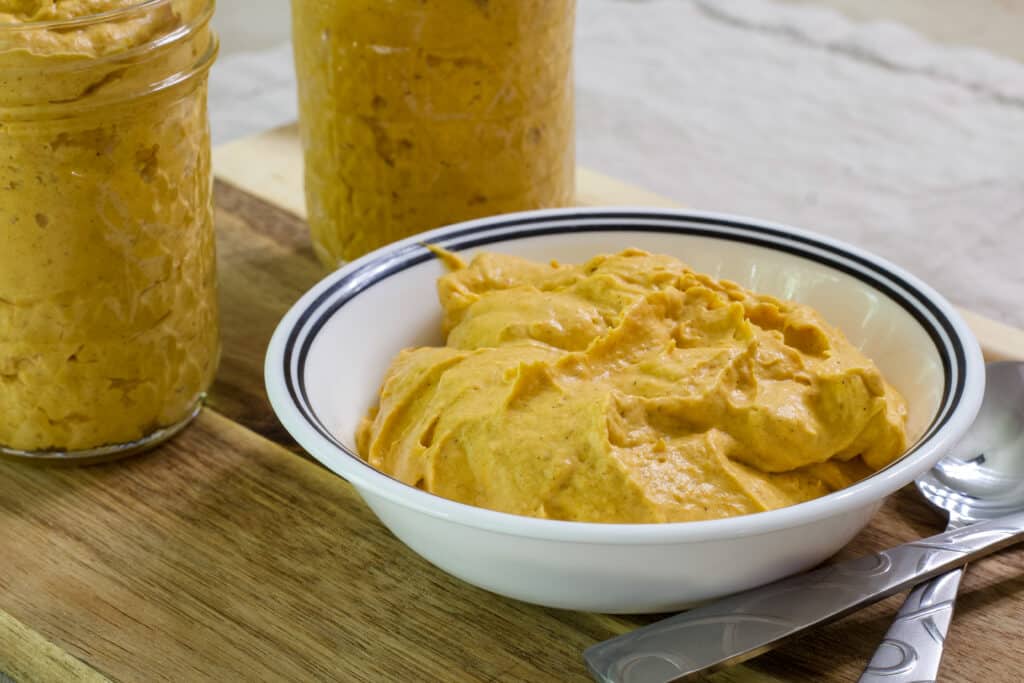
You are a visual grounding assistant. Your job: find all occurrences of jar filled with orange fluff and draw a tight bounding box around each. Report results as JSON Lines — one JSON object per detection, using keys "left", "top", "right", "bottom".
{"left": 291, "top": 0, "right": 577, "bottom": 266}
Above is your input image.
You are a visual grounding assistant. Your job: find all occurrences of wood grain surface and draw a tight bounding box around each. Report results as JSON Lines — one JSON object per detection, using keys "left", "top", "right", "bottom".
{"left": 0, "top": 131, "right": 1022, "bottom": 683}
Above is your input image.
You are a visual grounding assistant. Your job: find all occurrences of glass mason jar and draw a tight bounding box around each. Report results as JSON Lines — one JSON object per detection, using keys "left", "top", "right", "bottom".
{"left": 0, "top": 1, "right": 220, "bottom": 463}
{"left": 291, "top": 0, "right": 577, "bottom": 267}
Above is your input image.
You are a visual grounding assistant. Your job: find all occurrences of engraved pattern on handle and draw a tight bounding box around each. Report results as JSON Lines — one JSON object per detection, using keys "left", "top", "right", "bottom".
{"left": 583, "top": 511, "right": 1024, "bottom": 683}
{"left": 859, "top": 568, "right": 964, "bottom": 683}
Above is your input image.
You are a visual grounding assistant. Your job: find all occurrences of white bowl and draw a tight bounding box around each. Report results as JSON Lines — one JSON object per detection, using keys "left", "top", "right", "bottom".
{"left": 265, "top": 208, "right": 984, "bottom": 614}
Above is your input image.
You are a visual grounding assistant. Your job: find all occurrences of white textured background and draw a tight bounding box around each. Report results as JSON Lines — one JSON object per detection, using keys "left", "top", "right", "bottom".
{"left": 208, "top": 0, "right": 1024, "bottom": 328}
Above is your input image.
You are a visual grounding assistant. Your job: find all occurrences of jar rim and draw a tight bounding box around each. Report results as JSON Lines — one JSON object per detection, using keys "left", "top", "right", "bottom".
{"left": 0, "top": 29, "right": 218, "bottom": 116}
{"left": 0, "top": 0, "right": 219, "bottom": 115}
{"left": 0, "top": 0, "right": 178, "bottom": 32}
{"left": 0, "top": 0, "right": 216, "bottom": 75}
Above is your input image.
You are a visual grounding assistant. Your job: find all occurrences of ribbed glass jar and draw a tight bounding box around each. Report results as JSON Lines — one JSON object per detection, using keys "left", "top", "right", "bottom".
{"left": 0, "top": 0, "right": 220, "bottom": 463}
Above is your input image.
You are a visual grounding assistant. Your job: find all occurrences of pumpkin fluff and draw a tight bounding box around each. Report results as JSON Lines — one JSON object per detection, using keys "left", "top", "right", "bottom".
{"left": 358, "top": 250, "right": 908, "bottom": 523}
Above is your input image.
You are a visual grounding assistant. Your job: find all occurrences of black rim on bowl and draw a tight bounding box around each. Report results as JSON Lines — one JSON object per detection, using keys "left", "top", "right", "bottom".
{"left": 280, "top": 210, "right": 966, "bottom": 485}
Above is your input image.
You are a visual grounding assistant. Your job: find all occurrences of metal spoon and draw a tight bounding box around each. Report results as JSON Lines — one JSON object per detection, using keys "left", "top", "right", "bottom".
{"left": 860, "top": 361, "right": 1024, "bottom": 682}
{"left": 584, "top": 361, "right": 1024, "bottom": 683}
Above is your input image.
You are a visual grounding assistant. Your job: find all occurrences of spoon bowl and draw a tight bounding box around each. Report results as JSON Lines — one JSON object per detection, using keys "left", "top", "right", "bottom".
{"left": 918, "top": 361, "right": 1024, "bottom": 524}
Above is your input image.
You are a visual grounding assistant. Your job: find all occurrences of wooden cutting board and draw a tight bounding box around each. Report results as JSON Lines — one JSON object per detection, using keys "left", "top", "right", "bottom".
{"left": 0, "top": 126, "right": 1021, "bottom": 683}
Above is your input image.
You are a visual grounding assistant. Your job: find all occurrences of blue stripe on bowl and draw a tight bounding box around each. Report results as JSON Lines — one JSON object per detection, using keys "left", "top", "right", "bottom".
{"left": 281, "top": 211, "right": 963, "bottom": 475}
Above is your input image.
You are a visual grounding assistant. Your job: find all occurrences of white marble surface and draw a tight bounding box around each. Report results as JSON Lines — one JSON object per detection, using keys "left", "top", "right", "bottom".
{"left": 208, "top": 0, "right": 1024, "bottom": 328}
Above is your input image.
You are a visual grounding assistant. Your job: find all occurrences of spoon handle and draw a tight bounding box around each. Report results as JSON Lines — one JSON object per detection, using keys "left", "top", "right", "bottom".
{"left": 858, "top": 567, "right": 964, "bottom": 683}
{"left": 583, "top": 511, "right": 1024, "bottom": 683}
